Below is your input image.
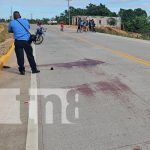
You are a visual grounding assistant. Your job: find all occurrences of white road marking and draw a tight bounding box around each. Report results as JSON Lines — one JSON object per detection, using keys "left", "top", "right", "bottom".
{"left": 75, "top": 94, "right": 79, "bottom": 119}
{"left": 26, "top": 44, "right": 38, "bottom": 150}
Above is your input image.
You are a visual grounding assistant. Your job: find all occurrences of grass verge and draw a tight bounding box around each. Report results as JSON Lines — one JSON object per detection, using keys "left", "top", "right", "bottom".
{"left": 0, "top": 23, "right": 10, "bottom": 43}
{"left": 0, "top": 23, "right": 13, "bottom": 58}
{"left": 96, "top": 27, "right": 150, "bottom": 41}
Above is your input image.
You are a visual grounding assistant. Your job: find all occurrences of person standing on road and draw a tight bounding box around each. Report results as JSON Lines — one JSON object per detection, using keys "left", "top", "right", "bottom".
{"left": 80, "top": 20, "right": 84, "bottom": 31}
{"left": 85, "top": 20, "right": 89, "bottom": 32}
{"left": 91, "top": 19, "right": 96, "bottom": 32}
{"left": 8, "top": 11, "right": 40, "bottom": 75}
{"left": 36, "top": 21, "right": 44, "bottom": 35}
{"left": 77, "top": 18, "right": 82, "bottom": 33}
{"left": 89, "top": 20, "right": 92, "bottom": 31}
{"left": 60, "top": 21, "right": 64, "bottom": 31}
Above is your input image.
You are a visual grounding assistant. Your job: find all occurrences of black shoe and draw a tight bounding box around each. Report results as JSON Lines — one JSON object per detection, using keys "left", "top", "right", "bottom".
{"left": 32, "top": 70, "right": 40, "bottom": 74}
{"left": 20, "top": 71, "right": 25, "bottom": 75}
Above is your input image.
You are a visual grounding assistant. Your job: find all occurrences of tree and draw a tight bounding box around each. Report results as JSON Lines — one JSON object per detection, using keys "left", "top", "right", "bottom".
{"left": 119, "top": 9, "right": 135, "bottom": 31}
{"left": 133, "top": 16, "right": 148, "bottom": 33}
{"left": 86, "top": 3, "right": 117, "bottom": 16}
{"left": 148, "top": 16, "right": 150, "bottom": 22}
{"left": 134, "top": 8, "right": 147, "bottom": 17}
{"left": 29, "top": 19, "right": 37, "bottom": 24}
{"left": 0, "top": 18, "right": 6, "bottom": 22}
{"left": 119, "top": 8, "right": 150, "bottom": 33}
{"left": 42, "top": 18, "right": 49, "bottom": 24}
{"left": 55, "top": 3, "right": 150, "bottom": 34}
{"left": 55, "top": 3, "right": 117, "bottom": 24}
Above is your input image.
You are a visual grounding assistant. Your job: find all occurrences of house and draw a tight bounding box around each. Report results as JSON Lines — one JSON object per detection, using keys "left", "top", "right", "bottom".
{"left": 72, "top": 16, "right": 121, "bottom": 29}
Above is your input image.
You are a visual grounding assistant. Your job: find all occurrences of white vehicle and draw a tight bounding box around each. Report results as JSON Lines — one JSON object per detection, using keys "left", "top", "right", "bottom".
{"left": 48, "top": 20, "right": 58, "bottom": 25}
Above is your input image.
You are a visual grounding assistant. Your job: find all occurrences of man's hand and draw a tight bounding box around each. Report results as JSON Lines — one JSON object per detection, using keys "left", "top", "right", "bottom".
{"left": 8, "top": 30, "right": 13, "bottom": 33}
{"left": 8, "top": 23, "right": 13, "bottom": 33}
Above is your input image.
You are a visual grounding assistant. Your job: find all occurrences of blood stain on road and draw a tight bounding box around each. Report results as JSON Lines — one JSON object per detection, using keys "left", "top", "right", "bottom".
{"left": 95, "top": 78, "right": 130, "bottom": 96}
{"left": 132, "top": 146, "right": 142, "bottom": 150}
{"left": 36, "top": 59, "right": 105, "bottom": 69}
{"left": 75, "top": 84, "right": 95, "bottom": 97}
{"left": 67, "top": 78, "right": 130, "bottom": 97}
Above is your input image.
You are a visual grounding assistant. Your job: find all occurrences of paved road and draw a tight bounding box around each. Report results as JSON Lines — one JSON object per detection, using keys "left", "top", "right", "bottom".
{"left": 0, "top": 25, "right": 150, "bottom": 150}
{"left": 35, "top": 26, "right": 150, "bottom": 150}
{"left": 0, "top": 52, "right": 29, "bottom": 150}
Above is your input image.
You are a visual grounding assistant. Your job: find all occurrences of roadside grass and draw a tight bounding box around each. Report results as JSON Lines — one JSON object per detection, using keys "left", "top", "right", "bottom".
{"left": 0, "top": 24, "right": 4, "bottom": 32}
{"left": 96, "top": 27, "right": 150, "bottom": 41}
{"left": 0, "top": 23, "right": 10, "bottom": 43}
{"left": 141, "top": 34, "right": 150, "bottom": 40}
{"left": 0, "top": 23, "right": 13, "bottom": 58}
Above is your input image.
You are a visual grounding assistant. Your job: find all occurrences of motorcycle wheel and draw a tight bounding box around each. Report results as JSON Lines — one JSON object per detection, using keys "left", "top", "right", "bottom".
{"left": 34, "top": 35, "right": 44, "bottom": 45}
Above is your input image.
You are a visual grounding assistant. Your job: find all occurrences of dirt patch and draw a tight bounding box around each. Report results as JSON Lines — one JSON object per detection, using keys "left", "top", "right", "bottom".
{"left": 65, "top": 25, "right": 77, "bottom": 29}
{"left": 0, "top": 39, "right": 13, "bottom": 56}
{"left": 0, "top": 25, "right": 4, "bottom": 33}
{"left": 0, "top": 23, "right": 13, "bottom": 57}
{"left": 66, "top": 25, "right": 142, "bottom": 39}
{"left": 0, "top": 23, "right": 13, "bottom": 43}
{"left": 99, "top": 26, "right": 129, "bottom": 36}
{"left": 96, "top": 26, "right": 142, "bottom": 38}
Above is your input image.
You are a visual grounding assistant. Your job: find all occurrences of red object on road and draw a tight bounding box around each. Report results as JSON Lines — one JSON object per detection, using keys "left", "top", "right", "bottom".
{"left": 60, "top": 21, "right": 64, "bottom": 31}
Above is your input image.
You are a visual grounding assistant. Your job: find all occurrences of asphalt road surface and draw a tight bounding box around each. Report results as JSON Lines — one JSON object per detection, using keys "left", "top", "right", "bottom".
{"left": 0, "top": 25, "right": 150, "bottom": 150}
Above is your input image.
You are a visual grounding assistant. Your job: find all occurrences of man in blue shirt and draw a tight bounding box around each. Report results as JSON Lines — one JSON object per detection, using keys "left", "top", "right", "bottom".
{"left": 8, "top": 11, "right": 40, "bottom": 75}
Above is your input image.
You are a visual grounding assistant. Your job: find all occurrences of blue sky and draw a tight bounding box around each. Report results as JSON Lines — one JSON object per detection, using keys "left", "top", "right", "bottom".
{"left": 0, "top": 0, "right": 150, "bottom": 19}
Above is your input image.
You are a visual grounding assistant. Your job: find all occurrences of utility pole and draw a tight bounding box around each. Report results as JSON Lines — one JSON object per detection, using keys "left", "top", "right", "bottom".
{"left": 67, "top": 0, "right": 72, "bottom": 25}
{"left": 10, "top": 6, "right": 13, "bottom": 20}
{"left": 31, "top": 13, "right": 33, "bottom": 20}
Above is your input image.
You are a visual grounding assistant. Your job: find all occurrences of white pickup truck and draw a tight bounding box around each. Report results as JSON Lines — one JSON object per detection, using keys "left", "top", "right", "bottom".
{"left": 47, "top": 20, "right": 58, "bottom": 25}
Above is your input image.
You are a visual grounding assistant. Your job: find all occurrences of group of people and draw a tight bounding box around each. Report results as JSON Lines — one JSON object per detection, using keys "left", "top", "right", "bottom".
{"left": 8, "top": 11, "right": 97, "bottom": 75}
{"left": 77, "top": 18, "right": 96, "bottom": 33}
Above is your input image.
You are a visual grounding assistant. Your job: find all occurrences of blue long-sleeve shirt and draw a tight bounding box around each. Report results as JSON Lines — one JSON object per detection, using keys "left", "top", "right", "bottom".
{"left": 8, "top": 18, "right": 30, "bottom": 41}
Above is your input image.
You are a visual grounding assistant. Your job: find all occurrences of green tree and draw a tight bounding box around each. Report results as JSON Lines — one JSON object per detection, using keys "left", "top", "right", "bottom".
{"left": 119, "top": 9, "right": 134, "bottom": 31}
{"left": 134, "top": 8, "right": 147, "bottom": 17}
{"left": 86, "top": 3, "right": 117, "bottom": 16}
{"left": 42, "top": 18, "right": 49, "bottom": 24}
{"left": 0, "top": 18, "right": 6, "bottom": 22}
{"left": 55, "top": 3, "right": 117, "bottom": 24}
{"left": 132, "top": 16, "right": 149, "bottom": 33}
{"left": 119, "top": 8, "right": 150, "bottom": 33}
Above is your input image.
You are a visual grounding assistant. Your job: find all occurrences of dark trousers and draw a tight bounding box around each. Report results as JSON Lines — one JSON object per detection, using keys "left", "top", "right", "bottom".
{"left": 15, "top": 40, "right": 37, "bottom": 72}
{"left": 77, "top": 25, "right": 81, "bottom": 32}
{"left": 92, "top": 26, "right": 96, "bottom": 32}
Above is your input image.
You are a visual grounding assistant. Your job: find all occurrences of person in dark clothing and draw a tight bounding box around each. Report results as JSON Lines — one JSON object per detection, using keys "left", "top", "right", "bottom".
{"left": 91, "top": 19, "right": 96, "bottom": 32}
{"left": 77, "top": 18, "right": 82, "bottom": 33}
{"left": 8, "top": 11, "right": 40, "bottom": 75}
{"left": 89, "top": 20, "right": 92, "bottom": 31}
{"left": 85, "top": 20, "right": 89, "bottom": 32}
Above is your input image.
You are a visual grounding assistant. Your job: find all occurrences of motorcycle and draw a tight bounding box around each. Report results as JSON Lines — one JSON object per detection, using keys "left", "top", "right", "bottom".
{"left": 34, "top": 28, "right": 47, "bottom": 45}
